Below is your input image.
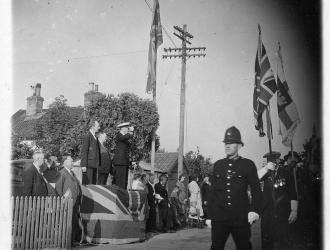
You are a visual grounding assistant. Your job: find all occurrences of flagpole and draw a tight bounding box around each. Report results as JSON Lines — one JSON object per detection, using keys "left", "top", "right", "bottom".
{"left": 151, "top": 68, "right": 156, "bottom": 174}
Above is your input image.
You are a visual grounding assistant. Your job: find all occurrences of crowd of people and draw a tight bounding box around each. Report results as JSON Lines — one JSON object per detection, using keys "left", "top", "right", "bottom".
{"left": 19, "top": 120, "right": 321, "bottom": 249}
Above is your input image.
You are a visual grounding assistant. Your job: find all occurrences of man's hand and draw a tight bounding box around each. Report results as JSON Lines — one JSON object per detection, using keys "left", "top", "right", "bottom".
{"left": 204, "top": 201, "right": 207, "bottom": 205}
{"left": 266, "top": 162, "right": 275, "bottom": 171}
{"left": 82, "top": 167, "right": 87, "bottom": 172}
{"left": 288, "top": 210, "right": 298, "bottom": 224}
{"left": 248, "top": 212, "right": 259, "bottom": 224}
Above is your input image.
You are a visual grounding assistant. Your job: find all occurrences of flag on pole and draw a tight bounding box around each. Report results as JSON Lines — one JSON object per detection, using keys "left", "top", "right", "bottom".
{"left": 276, "top": 42, "right": 300, "bottom": 147}
{"left": 146, "top": 0, "right": 163, "bottom": 94}
{"left": 253, "top": 25, "right": 277, "bottom": 137}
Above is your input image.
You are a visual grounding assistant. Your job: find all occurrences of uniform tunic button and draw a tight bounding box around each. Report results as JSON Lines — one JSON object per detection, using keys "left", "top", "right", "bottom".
{"left": 227, "top": 196, "right": 231, "bottom": 199}
{"left": 227, "top": 169, "right": 232, "bottom": 172}
{"left": 227, "top": 203, "right": 232, "bottom": 205}
{"left": 229, "top": 163, "right": 232, "bottom": 166}
{"left": 227, "top": 183, "right": 230, "bottom": 186}
{"left": 227, "top": 189, "right": 230, "bottom": 192}
{"left": 227, "top": 176, "right": 230, "bottom": 179}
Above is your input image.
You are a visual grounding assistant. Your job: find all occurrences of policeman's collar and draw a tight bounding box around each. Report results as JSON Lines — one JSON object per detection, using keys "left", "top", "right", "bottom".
{"left": 226, "top": 155, "right": 240, "bottom": 161}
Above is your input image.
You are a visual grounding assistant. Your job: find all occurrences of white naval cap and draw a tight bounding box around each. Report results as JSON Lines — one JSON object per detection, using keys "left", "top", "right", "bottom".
{"left": 117, "top": 122, "right": 131, "bottom": 128}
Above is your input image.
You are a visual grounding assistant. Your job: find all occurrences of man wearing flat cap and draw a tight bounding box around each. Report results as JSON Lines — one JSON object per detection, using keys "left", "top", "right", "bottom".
{"left": 208, "top": 126, "right": 262, "bottom": 250}
{"left": 112, "top": 122, "right": 134, "bottom": 189}
{"left": 258, "top": 151, "right": 298, "bottom": 250}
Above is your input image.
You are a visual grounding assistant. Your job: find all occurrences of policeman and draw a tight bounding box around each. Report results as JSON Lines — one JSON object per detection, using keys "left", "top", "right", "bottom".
{"left": 208, "top": 126, "right": 262, "bottom": 250}
{"left": 258, "top": 151, "right": 298, "bottom": 250}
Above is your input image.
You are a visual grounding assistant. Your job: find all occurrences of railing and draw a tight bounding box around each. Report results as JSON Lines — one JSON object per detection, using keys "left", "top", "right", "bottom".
{"left": 11, "top": 196, "right": 73, "bottom": 250}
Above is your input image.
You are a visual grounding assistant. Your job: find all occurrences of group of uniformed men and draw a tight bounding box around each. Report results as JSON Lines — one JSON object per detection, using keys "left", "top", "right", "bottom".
{"left": 208, "top": 126, "right": 299, "bottom": 250}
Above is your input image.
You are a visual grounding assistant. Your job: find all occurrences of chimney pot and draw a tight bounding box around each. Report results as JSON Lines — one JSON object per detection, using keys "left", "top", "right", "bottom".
{"left": 35, "top": 83, "right": 41, "bottom": 96}
{"left": 89, "top": 82, "right": 95, "bottom": 91}
{"left": 95, "top": 84, "right": 99, "bottom": 92}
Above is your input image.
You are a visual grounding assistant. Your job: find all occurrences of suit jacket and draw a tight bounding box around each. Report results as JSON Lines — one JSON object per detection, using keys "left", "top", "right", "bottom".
{"left": 22, "top": 163, "right": 48, "bottom": 196}
{"left": 80, "top": 131, "right": 100, "bottom": 169}
{"left": 146, "top": 182, "right": 156, "bottom": 209}
{"left": 43, "top": 162, "right": 60, "bottom": 183}
{"left": 113, "top": 132, "right": 132, "bottom": 166}
{"left": 99, "top": 143, "right": 112, "bottom": 174}
{"left": 55, "top": 168, "right": 82, "bottom": 208}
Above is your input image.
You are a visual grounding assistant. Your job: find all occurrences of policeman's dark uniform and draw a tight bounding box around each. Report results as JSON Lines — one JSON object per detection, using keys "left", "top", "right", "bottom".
{"left": 260, "top": 152, "right": 298, "bottom": 250}
{"left": 208, "top": 127, "right": 262, "bottom": 250}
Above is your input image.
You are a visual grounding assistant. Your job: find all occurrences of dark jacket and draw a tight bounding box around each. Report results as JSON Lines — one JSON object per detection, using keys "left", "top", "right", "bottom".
{"left": 146, "top": 182, "right": 156, "bottom": 209}
{"left": 99, "top": 143, "right": 112, "bottom": 174}
{"left": 43, "top": 162, "right": 60, "bottom": 183}
{"left": 261, "top": 165, "right": 298, "bottom": 218}
{"left": 22, "top": 163, "right": 48, "bottom": 196}
{"left": 201, "top": 182, "right": 210, "bottom": 204}
{"left": 113, "top": 132, "right": 132, "bottom": 166}
{"left": 155, "top": 182, "right": 169, "bottom": 208}
{"left": 208, "top": 157, "right": 262, "bottom": 225}
{"left": 80, "top": 131, "right": 100, "bottom": 169}
{"left": 55, "top": 168, "right": 82, "bottom": 208}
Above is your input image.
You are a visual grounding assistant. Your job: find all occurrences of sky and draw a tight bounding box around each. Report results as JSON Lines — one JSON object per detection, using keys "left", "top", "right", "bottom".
{"left": 12, "top": 0, "right": 321, "bottom": 166}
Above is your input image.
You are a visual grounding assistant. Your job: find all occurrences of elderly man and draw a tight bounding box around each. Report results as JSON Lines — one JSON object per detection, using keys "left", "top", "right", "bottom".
{"left": 80, "top": 119, "right": 101, "bottom": 184}
{"left": 22, "top": 151, "right": 48, "bottom": 196}
{"left": 112, "top": 122, "right": 134, "bottom": 189}
{"left": 56, "top": 156, "right": 82, "bottom": 245}
{"left": 208, "top": 126, "right": 262, "bottom": 250}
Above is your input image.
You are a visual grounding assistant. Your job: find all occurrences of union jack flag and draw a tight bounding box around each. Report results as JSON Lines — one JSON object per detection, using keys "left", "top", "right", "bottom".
{"left": 276, "top": 42, "right": 300, "bottom": 147}
{"left": 146, "top": 0, "right": 163, "bottom": 94}
{"left": 253, "top": 25, "right": 277, "bottom": 137}
{"left": 80, "top": 185, "right": 147, "bottom": 244}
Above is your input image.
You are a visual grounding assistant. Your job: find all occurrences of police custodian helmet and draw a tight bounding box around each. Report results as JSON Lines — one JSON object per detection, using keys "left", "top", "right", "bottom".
{"left": 223, "top": 126, "right": 244, "bottom": 146}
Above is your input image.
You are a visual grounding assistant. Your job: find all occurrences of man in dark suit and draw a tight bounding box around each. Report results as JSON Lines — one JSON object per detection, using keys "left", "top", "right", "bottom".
{"left": 97, "top": 131, "right": 112, "bottom": 185}
{"left": 155, "top": 174, "right": 169, "bottom": 233}
{"left": 80, "top": 119, "right": 101, "bottom": 184}
{"left": 112, "top": 122, "right": 134, "bottom": 189}
{"left": 56, "top": 156, "right": 82, "bottom": 245}
{"left": 208, "top": 126, "right": 262, "bottom": 250}
{"left": 43, "top": 155, "right": 60, "bottom": 184}
{"left": 22, "top": 151, "right": 49, "bottom": 196}
{"left": 146, "top": 173, "right": 157, "bottom": 233}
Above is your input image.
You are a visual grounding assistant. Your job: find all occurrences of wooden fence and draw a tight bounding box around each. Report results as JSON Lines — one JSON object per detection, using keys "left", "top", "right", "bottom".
{"left": 11, "top": 196, "right": 73, "bottom": 250}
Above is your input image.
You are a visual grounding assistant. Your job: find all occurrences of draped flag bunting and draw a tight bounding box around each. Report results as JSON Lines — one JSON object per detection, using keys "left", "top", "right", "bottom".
{"left": 146, "top": 0, "right": 163, "bottom": 94}
{"left": 80, "top": 185, "right": 147, "bottom": 244}
{"left": 276, "top": 42, "right": 300, "bottom": 147}
{"left": 253, "top": 25, "right": 277, "bottom": 137}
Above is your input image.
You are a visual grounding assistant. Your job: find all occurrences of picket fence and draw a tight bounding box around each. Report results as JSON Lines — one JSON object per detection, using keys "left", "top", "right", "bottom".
{"left": 11, "top": 196, "right": 73, "bottom": 250}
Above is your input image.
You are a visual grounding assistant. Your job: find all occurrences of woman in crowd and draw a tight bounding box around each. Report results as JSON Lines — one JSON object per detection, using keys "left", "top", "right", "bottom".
{"left": 188, "top": 175, "right": 204, "bottom": 218}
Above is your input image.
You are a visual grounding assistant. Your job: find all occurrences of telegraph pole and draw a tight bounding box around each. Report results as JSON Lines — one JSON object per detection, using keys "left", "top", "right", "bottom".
{"left": 163, "top": 24, "right": 206, "bottom": 177}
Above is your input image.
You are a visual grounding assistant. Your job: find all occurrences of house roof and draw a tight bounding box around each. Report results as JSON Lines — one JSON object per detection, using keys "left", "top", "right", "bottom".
{"left": 12, "top": 107, "right": 84, "bottom": 139}
{"left": 139, "top": 152, "right": 187, "bottom": 173}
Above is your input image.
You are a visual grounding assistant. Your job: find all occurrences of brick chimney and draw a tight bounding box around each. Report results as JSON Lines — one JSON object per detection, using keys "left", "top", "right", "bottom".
{"left": 26, "top": 83, "right": 44, "bottom": 117}
{"left": 84, "top": 82, "right": 104, "bottom": 107}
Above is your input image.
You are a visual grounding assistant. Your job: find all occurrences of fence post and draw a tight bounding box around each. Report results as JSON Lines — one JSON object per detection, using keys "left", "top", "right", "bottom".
{"left": 66, "top": 198, "right": 73, "bottom": 248}
{"left": 29, "top": 197, "right": 37, "bottom": 250}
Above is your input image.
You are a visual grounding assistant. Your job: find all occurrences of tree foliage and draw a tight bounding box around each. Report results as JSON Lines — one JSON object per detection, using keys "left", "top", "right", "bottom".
{"left": 62, "top": 92, "right": 160, "bottom": 161}
{"left": 34, "top": 95, "right": 78, "bottom": 157}
{"left": 184, "top": 147, "right": 213, "bottom": 180}
{"left": 11, "top": 134, "right": 34, "bottom": 160}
